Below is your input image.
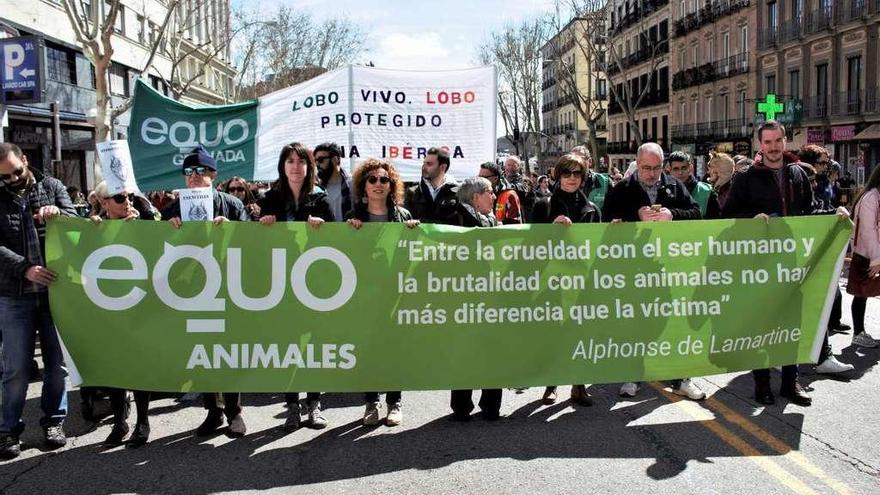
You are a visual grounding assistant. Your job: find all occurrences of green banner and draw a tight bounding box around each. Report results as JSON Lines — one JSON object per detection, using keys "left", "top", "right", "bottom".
{"left": 46, "top": 216, "right": 850, "bottom": 392}
{"left": 128, "top": 80, "right": 259, "bottom": 191}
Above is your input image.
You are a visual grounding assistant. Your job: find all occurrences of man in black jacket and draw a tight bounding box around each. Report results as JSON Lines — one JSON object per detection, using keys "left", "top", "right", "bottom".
{"left": 723, "top": 121, "right": 846, "bottom": 406}
{"left": 603, "top": 143, "right": 701, "bottom": 223}
{"left": 161, "top": 144, "right": 249, "bottom": 437}
{"left": 0, "top": 143, "right": 76, "bottom": 459}
{"left": 404, "top": 147, "right": 458, "bottom": 225}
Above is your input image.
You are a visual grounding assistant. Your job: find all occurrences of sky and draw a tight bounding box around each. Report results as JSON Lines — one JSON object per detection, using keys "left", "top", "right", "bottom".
{"left": 237, "top": 0, "right": 558, "bottom": 70}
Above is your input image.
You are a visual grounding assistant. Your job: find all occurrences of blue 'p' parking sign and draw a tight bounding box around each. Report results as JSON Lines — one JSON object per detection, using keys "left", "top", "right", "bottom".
{"left": 0, "top": 35, "right": 45, "bottom": 104}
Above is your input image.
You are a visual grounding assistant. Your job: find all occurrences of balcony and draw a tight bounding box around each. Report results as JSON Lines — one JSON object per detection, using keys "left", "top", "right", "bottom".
{"left": 608, "top": 88, "right": 669, "bottom": 115}
{"left": 541, "top": 77, "right": 556, "bottom": 90}
{"left": 610, "top": 0, "right": 670, "bottom": 36}
{"left": 836, "top": 0, "right": 868, "bottom": 24}
{"left": 804, "top": 6, "right": 834, "bottom": 35}
{"left": 606, "top": 42, "right": 670, "bottom": 76}
{"left": 541, "top": 101, "right": 555, "bottom": 113}
{"left": 758, "top": 28, "right": 779, "bottom": 50}
{"left": 672, "top": 52, "right": 749, "bottom": 90}
{"left": 830, "top": 91, "right": 865, "bottom": 117}
{"left": 671, "top": 118, "right": 752, "bottom": 143}
{"left": 803, "top": 90, "right": 877, "bottom": 119}
{"left": 673, "top": 0, "right": 752, "bottom": 38}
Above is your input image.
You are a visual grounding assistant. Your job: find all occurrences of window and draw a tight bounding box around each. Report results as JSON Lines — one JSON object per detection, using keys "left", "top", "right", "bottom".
{"left": 706, "top": 96, "right": 713, "bottom": 121}
{"left": 738, "top": 90, "right": 747, "bottom": 120}
{"left": 680, "top": 102, "right": 687, "bottom": 124}
{"left": 597, "top": 78, "right": 607, "bottom": 99}
{"left": 662, "top": 115, "right": 668, "bottom": 141}
{"left": 136, "top": 15, "right": 145, "bottom": 44}
{"left": 791, "top": 0, "right": 803, "bottom": 20}
{"left": 816, "top": 63, "right": 828, "bottom": 115}
{"left": 721, "top": 94, "right": 729, "bottom": 121}
{"left": 692, "top": 45, "right": 698, "bottom": 68}
{"left": 767, "top": 1, "right": 778, "bottom": 30}
{"left": 765, "top": 73, "right": 776, "bottom": 94}
{"left": 693, "top": 99, "right": 699, "bottom": 123}
{"left": 109, "top": 63, "right": 129, "bottom": 97}
{"left": 106, "top": 2, "right": 124, "bottom": 35}
{"left": 46, "top": 47, "right": 75, "bottom": 84}
{"left": 847, "top": 55, "right": 862, "bottom": 93}
{"left": 788, "top": 69, "right": 800, "bottom": 99}
{"left": 740, "top": 26, "right": 748, "bottom": 54}
{"left": 722, "top": 32, "right": 730, "bottom": 59}
{"left": 707, "top": 38, "right": 715, "bottom": 64}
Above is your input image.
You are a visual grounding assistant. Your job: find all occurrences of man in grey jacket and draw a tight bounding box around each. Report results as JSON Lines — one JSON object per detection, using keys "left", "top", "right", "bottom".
{"left": 0, "top": 143, "right": 76, "bottom": 459}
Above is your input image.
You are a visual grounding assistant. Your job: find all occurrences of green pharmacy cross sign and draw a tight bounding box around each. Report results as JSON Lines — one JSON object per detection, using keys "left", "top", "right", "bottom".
{"left": 758, "top": 94, "right": 785, "bottom": 121}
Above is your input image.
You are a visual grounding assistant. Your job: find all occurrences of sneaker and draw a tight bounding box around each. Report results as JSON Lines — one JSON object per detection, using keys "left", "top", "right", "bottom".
{"left": 0, "top": 434, "right": 21, "bottom": 460}
{"left": 815, "top": 355, "right": 855, "bottom": 375}
{"left": 570, "top": 385, "right": 594, "bottom": 406}
{"left": 385, "top": 403, "right": 402, "bottom": 427}
{"left": 542, "top": 386, "right": 558, "bottom": 405}
{"left": 227, "top": 414, "right": 246, "bottom": 437}
{"left": 103, "top": 422, "right": 130, "bottom": 446}
{"left": 853, "top": 332, "right": 879, "bottom": 348}
{"left": 619, "top": 382, "right": 639, "bottom": 397}
{"left": 672, "top": 379, "right": 706, "bottom": 401}
{"left": 307, "top": 401, "right": 328, "bottom": 429}
{"left": 284, "top": 403, "right": 301, "bottom": 431}
{"left": 363, "top": 402, "right": 381, "bottom": 426}
{"left": 43, "top": 424, "right": 67, "bottom": 449}
{"left": 128, "top": 423, "right": 150, "bottom": 447}
{"left": 195, "top": 409, "right": 224, "bottom": 436}
{"left": 830, "top": 322, "right": 852, "bottom": 334}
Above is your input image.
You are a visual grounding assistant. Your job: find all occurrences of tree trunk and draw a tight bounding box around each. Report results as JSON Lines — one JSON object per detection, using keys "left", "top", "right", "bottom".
{"left": 93, "top": 56, "right": 111, "bottom": 182}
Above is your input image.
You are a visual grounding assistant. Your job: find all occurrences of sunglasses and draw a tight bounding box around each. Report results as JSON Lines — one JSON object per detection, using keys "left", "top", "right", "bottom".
{"left": 367, "top": 175, "right": 391, "bottom": 185}
{"left": 228, "top": 186, "right": 246, "bottom": 193}
{"left": 559, "top": 170, "right": 584, "bottom": 178}
{"left": 108, "top": 193, "right": 135, "bottom": 204}
{"left": 182, "top": 166, "right": 210, "bottom": 176}
{"left": 0, "top": 166, "right": 25, "bottom": 184}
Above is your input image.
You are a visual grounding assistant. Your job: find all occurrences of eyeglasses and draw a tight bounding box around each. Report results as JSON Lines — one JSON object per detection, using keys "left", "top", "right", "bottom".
{"left": 0, "top": 166, "right": 25, "bottom": 184}
{"left": 108, "top": 193, "right": 135, "bottom": 204}
{"left": 559, "top": 170, "right": 584, "bottom": 178}
{"left": 367, "top": 175, "right": 391, "bottom": 185}
{"left": 182, "top": 166, "right": 209, "bottom": 176}
{"left": 228, "top": 186, "right": 246, "bottom": 193}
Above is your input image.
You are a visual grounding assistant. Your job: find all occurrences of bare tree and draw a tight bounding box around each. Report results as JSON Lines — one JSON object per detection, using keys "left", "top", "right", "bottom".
{"left": 478, "top": 19, "right": 548, "bottom": 173}
{"left": 558, "top": 0, "right": 669, "bottom": 148}
{"left": 62, "top": 0, "right": 178, "bottom": 180}
{"left": 232, "top": 5, "right": 367, "bottom": 100}
{"left": 546, "top": 1, "right": 608, "bottom": 162}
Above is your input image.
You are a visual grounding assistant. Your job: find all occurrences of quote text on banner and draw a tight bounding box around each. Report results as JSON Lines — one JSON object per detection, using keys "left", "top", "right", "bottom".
{"left": 46, "top": 216, "right": 850, "bottom": 392}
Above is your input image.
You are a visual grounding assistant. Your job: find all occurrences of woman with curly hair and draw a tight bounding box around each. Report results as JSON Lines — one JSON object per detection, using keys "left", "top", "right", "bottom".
{"left": 345, "top": 158, "right": 419, "bottom": 426}
{"left": 222, "top": 176, "right": 261, "bottom": 220}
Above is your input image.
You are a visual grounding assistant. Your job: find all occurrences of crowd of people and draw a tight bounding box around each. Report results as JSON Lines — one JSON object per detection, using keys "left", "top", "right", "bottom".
{"left": 0, "top": 118, "right": 877, "bottom": 459}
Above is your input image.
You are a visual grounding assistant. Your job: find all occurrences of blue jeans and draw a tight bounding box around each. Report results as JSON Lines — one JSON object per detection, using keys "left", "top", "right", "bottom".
{"left": 0, "top": 293, "right": 68, "bottom": 434}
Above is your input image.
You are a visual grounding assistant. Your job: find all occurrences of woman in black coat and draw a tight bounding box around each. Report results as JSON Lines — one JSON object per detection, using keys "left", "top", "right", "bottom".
{"left": 531, "top": 153, "right": 599, "bottom": 407}
{"left": 258, "top": 143, "right": 334, "bottom": 431}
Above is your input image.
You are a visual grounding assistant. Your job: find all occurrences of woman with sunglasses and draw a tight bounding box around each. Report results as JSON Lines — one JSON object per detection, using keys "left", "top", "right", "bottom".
{"left": 345, "top": 158, "right": 419, "bottom": 427}
{"left": 223, "top": 177, "right": 261, "bottom": 221}
{"left": 88, "top": 181, "right": 156, "bottom": 446}
{"left": 258, "top": 143, "right": 334, "bottom": 431}
{"left": 530, "top": 154, "right": 601, "bottom": 407}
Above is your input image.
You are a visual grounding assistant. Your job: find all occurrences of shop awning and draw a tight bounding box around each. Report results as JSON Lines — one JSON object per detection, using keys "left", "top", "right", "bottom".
{"left": 5, "top": 104, "right": 89, "bottom": 123}
{"left": 854, "top": 123, "right": 880, "bottom": 141}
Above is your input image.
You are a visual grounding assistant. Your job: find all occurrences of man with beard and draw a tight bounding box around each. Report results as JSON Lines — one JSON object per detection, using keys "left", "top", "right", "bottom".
{"left": 503, "top": 155, "right": 534, "bottom": 217}
{"left": 405, "top": 147, "right": 459, "bottom": 225}
{"left": 0, "top": 143, "right": 76, "bottom": 459}
{"left": 313, "top": 142, "right": 352, "bottom": 222}
{"left": 724, "top": 121, "right": 849, "bottom": 405}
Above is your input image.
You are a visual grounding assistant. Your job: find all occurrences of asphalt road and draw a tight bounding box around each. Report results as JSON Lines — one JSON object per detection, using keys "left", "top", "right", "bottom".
{"left": 1, "top": 291, "right": 879, "bottom": 495}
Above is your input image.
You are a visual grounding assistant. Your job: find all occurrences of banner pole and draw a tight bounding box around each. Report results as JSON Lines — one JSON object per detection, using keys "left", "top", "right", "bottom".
{"left": 347, "top": 64, "right": 355, "bottom": 174}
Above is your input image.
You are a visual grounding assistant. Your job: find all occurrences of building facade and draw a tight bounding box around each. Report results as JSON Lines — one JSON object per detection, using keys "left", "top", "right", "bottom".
{"left": 757, "top": 0, "right": 880, "bottom": 182}
{"left": 670, "top": 0, "right": 756, "bottom": 174}
{"left": 605, "top": 0, "right": 671, "bottom": 171}
{"left": 0, "top": 0, "right": 236, "bottom": 191}
{"left": 540, "top": 14, "right": 609, "bottom": 173}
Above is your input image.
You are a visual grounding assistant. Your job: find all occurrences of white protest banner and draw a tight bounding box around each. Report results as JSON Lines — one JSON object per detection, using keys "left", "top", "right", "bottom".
{"left": 179, "top": 187, "right": 214, "bottom": 222}
{"left": 129, "top": 66, "right": 497, "bottom": 190}
{"left": 96, "top": 140, "right": 138, "bottom": 195}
